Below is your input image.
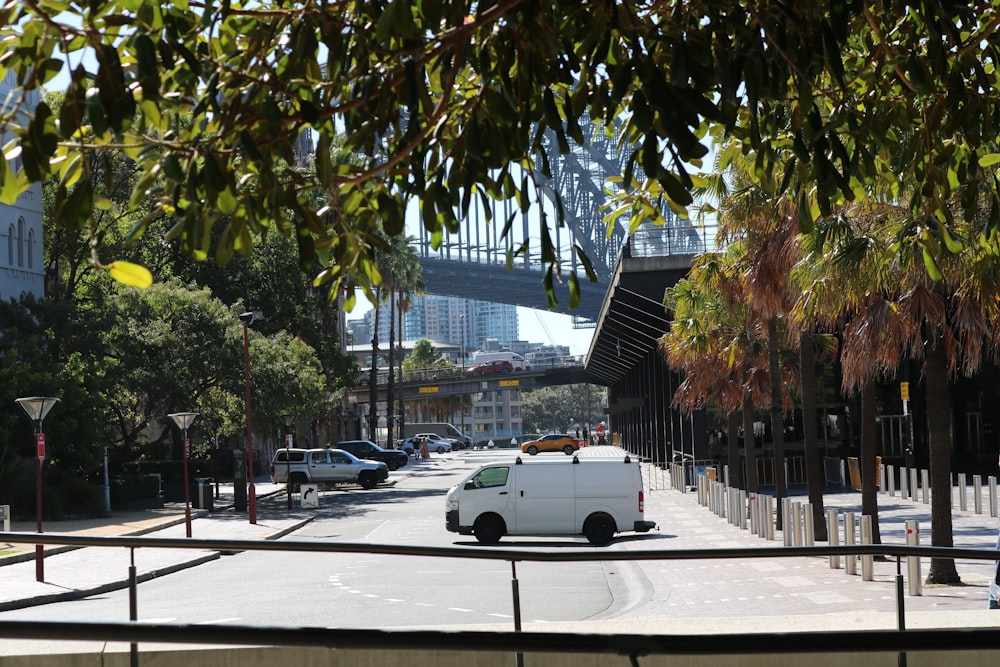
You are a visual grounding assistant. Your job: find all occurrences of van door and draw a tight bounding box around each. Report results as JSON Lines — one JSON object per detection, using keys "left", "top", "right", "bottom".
{"left": 458, "top": 465, "right": 513, "bottom": 525}
{"left": 513, "top": 464, "right": 575, "bottom": 534}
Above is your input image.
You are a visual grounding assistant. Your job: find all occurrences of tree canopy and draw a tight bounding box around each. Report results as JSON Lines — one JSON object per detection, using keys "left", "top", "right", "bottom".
{"left": 5, "top": 2, "right": 1000, "bottom": 306}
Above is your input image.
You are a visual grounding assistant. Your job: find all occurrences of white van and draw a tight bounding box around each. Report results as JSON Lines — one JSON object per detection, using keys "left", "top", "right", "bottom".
{"left": 472, "top": 351, "right": 530, "bottom": 371}
{"left": 445, "top": 456, "right": 656, "bottom": 545}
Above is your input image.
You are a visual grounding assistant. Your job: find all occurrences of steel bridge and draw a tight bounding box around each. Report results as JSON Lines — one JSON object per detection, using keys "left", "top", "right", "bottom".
{"left": 374, "top": 125, "right": 720, "bottom": 464}
{"left": 411, "top": 126, "right": 708, "bottom": 322}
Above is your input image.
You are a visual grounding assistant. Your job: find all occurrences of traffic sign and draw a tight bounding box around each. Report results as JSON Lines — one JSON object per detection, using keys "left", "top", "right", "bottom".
{"left": 36, "top": 433, "right": 45, "bottom": 460}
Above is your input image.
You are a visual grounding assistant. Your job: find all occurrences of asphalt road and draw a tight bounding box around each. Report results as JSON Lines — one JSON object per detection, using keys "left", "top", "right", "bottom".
{"left": 0, "top": 451, "right": 651, "bottom": 629}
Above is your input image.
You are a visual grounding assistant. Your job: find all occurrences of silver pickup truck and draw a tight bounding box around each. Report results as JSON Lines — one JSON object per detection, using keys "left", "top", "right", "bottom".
{"left": 269, "top": 448, "right": 389, "bottom": 490}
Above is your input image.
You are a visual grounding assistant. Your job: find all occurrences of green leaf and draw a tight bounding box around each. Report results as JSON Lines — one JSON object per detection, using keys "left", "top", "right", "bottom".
{"left": 980, "top": 153, "right": 1000, "bottom": 168}
{"left": 922, "top": 248, "right": 942, "bottom": 281}
{"left": 108, "top": 261, "right": 154, "bottom": 288}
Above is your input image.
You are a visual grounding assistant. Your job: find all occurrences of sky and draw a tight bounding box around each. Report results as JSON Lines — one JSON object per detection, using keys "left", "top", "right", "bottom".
{"left": 349, "top": 293, "right": 596, "bottom": 357}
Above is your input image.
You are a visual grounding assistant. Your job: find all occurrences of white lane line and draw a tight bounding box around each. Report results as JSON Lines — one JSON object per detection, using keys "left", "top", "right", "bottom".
{"left": 447, "top": 608, "right": 472, "bottom": 613}
{"left": 365, "top": 520, "right": 390, "bottom": 539}
{"left": 385, "top": 598, "right": 406, "bottom": 603}
{"left": 364, "top": 594, "right": 380, "bottom": 599}
{"left": 487, "top": 613, "right": 512, "bottom": 618}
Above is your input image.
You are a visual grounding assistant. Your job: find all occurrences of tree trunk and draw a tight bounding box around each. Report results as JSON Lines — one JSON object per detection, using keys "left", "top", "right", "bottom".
{"left": 743, "top": 388, "right": 759, "bottom": 493}
{"left": 800, "top": 329, "right": 827, "bottom": 540}
{"left": 386, "top": 291, "right": 396, "bottom": 446}
{"left": 767, "top": 317, "right": 787, "bottom": 529}
{"left": 397, "top": 300, "right": 406, "bottom": 444}
{"left": 860, "top": 379, "right": 881, "bottom": 544}
{"left": 727, "top": 410, "right": 742, "bottom": 489}
{"left": 925, "top": 339, "right": 961, "bottom": 584}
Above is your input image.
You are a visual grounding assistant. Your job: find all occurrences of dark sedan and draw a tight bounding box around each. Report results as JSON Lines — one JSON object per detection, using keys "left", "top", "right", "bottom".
{"left": 336, "top": 439, "right": 409, "bottom": 470}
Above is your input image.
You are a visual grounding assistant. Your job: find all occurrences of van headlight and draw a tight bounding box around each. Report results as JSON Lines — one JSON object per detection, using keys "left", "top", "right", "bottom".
{"left": 445, "top": 499, "right": 458, "bottom": 512}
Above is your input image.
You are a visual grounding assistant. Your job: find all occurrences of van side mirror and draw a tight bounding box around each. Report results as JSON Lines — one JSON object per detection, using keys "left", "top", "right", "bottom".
{"left": 464, "top": 481, "right": 476, "bottom": 491}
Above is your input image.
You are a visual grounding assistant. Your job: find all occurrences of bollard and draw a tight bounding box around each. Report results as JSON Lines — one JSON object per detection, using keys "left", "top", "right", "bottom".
{"left": 718, "top": 483, "right": 727, "bottom": 518}
{"left": 900, "top": 467, "right": 909, "bottom": 498}
{"left": 749, "top": 495, "right": 759, "bottom": 536}
{"left": 878, "top": 463, "right": 885, "bottom": 493}
{"left": 782, "top": 497, "right": 793, "bottom": 546}
{"left": 921, "top": 469, "right": 929, "bottom": 504}
{"left": 887, "top": 464, "right": 896, "bottom": 497}
{"left": 974, "top": 475, "right": 983, "bottom": 514}
{"left": 739, "top": 490, "right": 748, "bottom": 531}
{"left": 860, "top": 515, "right": 874, "bottom": 581}
{"left": 803, "top": 503, "right": 814, "bottom": 546}
{"left": 844, "top": 512, "right": 857, "bottom": 575}
{"left": 0, "top": 504, "right": 8, "bottom": 533}
{"left": 827, "top": 509, "right": 841, "bottom": 569}
{"left": 765, "top": 495, "right": 775, "bottom": 541}
{"left": 959, "top": 473, "right": 968, "bottom": 512}
{"left": 910, "top": 467, "right": 918, "bottom": 502}
{"left": 905, "top": 519, "right": 922, "bottom": 596}
{"left": 791, "top": 500, "right": 803, "bottom": 547}
{"left": 990, "top": 476, "right": 998, "bottom": 518}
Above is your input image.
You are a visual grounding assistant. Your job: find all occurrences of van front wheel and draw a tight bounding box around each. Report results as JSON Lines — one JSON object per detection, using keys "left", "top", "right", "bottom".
{"left": 474, "top": 514, "right": 505, "bottom": 544}
{"left": 584, "top": 514, "right": 616, "bottom": 546}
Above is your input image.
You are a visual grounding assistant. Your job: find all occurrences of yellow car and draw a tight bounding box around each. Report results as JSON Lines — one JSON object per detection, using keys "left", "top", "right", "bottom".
{"left": 520, "top": 434, "right": 580, "bottom": 456}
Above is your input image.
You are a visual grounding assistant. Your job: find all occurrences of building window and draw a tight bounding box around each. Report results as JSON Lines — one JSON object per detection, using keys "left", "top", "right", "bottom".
{"left": 17, "top": 218, "right": 25, "bottom": 267}
{"left": 27, "top": 228, "right": 34, "bottom": 268}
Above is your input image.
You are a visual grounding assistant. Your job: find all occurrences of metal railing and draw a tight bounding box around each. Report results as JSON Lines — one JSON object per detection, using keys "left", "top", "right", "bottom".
{"left": 1, "top": 531, "right": 999, "bottom": 664}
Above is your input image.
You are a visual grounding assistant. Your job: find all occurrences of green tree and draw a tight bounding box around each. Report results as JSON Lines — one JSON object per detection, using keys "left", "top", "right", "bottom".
{"left": 521, "top": 385, "right": 606, "bottom": 435}
{"left": 403, "top": 339, "right": 448, "bottom": 371}
{"left": 9, "top": 3, "right": 1000, "bottom": 304}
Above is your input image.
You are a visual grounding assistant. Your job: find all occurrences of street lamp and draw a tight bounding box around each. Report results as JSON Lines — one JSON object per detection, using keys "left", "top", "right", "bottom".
{"left": 281, "top": 414, "right": 295, "bottom": 510}
{"left": 240, "top": 311, "right": 262, "bottom": 525}
{"left": 459, "top": 313, "right": 466, "bottom": 439}
{"left": 167, "top": 412, "right": 199, "bottom": 538}
{"left": 14, "top": 396, "right": 59, "bottom": 582}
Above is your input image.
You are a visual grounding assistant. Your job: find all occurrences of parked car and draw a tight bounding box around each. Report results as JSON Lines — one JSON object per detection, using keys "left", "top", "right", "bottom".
{"left": 466, "top": 359, "right": 514, "bottom": 376}
{"left": 336, "top": 439, "right": 408, "bottom": 471}
{"left": 520, "top": 433, "right": 580, "bottom": 456}
{"left": 401, "top": 433, "right": 454, "bottom": 454}
{"left": 269, "top": 448, "right": 389, "bottom": 489}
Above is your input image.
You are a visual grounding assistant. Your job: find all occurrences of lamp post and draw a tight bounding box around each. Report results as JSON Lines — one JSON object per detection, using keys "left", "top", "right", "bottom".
{"left": 14, "top": 396, "right": 59, "bottom": 582}
{"left": 239, "top": 311, "right": 261, "bottom": 525}
{"left": 167, "top": 412, "right": 199, "bottom": 538}
{"left": 281, "top": 414, "right": 294, "bottom": 510}
{"left": 460, "top": 313, "right": 466, "bottom": 439}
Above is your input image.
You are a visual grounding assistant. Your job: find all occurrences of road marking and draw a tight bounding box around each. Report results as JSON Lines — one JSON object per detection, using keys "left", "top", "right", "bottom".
{"left": 364, "top": 594, "right": 380, "bottom": 598}
{"left": 197, "top": 618, "right": 240, "bottom": 624}
{"left": 365, "top": 520, "right": 390, "bottom": 539}
{"left": 487, "top": 613, "right": 512, "bottom": 618}
{"left": 447, "top": 608, "right": 472, "bottom": 612}
{"left": 385, "top": 598, "right": 405, "bottom": 603}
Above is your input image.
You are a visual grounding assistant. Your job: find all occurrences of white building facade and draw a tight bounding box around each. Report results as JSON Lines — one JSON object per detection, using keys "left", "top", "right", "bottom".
{"left": 0, "top": 73, "right": 44, "bottom": 301}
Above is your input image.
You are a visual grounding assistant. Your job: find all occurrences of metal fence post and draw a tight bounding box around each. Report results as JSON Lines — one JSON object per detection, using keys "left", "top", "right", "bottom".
{"left": 887, "top": 464, "right": 896, "bottom": 497}
{"left": 844, "top": 512, "right": 857, "bottom": 576}
{"left": 782, "top": 497, "right": 793, "bottom": 546}
{"left": 959, "top": 473, "right": 968, "bottom": 512}
{"left": 974, "top": 475, "right": 983, "bottom": 515}
{"left": 921, "top": 469, "right": 929, "bottom": 504}
{"left": 827, "top": 509, "right": 841, "bottom": 569}
{"left": 765, "top": 495, "right": 775, "bottom": 541}
{"left": 803, "top": 503, "right": 814, "bottom": 546}
{"left": 990, "top": 476, "right": 998, "bottom": 519}
{"left": 860, "top": 514, "right": 874, "bottom": 581}
{"left": 901, "top": 467, "right": 909, "bottom": 498}
{"left": 905, "top": 519, "right": 922, "bottom": 596}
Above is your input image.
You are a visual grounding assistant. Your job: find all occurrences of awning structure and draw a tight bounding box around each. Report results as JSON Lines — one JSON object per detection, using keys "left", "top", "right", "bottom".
{"left": 584, "top": 242, "right": 706, "bottom": 463}
{"left": 585, "top": 248, "right": 692, "bottom": 387}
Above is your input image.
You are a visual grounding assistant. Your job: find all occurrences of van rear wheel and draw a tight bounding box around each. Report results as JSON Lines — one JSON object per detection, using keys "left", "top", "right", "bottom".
{"left": 473, "top": 514, "right": 505, "bottom": 544}
{"left": 584, "top": 514, "right": 616, "bottom": 546}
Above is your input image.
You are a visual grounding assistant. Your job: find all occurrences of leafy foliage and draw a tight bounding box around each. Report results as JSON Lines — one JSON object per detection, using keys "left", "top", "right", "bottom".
{"left": 8, "top": 2, "right": 1000, "bottom": 303}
